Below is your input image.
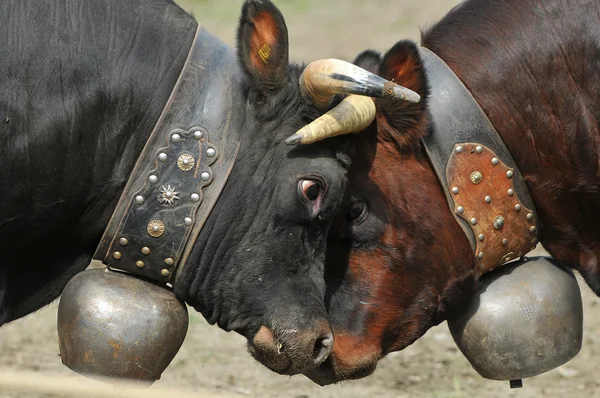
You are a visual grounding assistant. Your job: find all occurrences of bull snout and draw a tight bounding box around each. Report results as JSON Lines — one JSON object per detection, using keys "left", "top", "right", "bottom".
{"left": 248, "top": 323, "right": 334, "bottom": 375}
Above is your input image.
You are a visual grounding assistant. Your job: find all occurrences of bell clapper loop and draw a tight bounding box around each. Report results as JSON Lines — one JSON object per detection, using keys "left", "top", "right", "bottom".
{"left": 510, "top": 379, "right": 523, "bottom": 389}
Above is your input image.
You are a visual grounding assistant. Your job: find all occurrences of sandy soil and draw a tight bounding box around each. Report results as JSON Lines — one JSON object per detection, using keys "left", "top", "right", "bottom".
{"left": 2, "top": 1, "right": 599, "bottom": 397}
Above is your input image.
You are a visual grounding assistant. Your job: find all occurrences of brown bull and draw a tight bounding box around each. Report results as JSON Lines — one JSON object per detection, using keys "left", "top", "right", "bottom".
{"left": 297, "top": 0, "right": 600, "bottom": 384}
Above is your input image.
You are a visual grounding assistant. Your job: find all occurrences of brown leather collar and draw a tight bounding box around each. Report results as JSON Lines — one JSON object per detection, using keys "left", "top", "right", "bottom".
{"left": 93, "top": 25, "right": 247, "bottom": 284}
{"left": 419, "top": 47, "right": 539, "bottom": 275}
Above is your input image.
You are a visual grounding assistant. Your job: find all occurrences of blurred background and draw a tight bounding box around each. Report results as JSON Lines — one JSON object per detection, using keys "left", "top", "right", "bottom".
{"left": 2, "top": 1, "right": 599, "bottom": 397}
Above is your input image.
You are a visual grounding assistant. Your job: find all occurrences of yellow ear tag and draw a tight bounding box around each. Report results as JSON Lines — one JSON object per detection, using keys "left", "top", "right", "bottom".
{"left": 258, "top": 43, "right": 271, "bottom": 64}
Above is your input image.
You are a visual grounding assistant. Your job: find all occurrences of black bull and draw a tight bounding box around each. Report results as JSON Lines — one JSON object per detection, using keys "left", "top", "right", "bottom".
{"left": 0, "top": 0, "right": 377, "bottom": 375}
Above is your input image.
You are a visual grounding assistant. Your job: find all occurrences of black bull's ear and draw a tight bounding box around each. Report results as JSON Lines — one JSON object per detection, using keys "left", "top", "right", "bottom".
{"left": 237, "top": 0, "right": 290, "bottom": 92}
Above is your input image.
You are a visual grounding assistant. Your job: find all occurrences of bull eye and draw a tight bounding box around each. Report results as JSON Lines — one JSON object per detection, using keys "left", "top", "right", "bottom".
{"left": 299, "top": 179, "right": 323, "bottom": 202}
{"left": 347, "top": 200, "right": 367, "bottom": 224}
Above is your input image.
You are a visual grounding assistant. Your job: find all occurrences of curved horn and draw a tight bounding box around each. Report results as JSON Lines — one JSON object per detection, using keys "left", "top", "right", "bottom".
{"left": 299, "top": 58, "right": 421, "bottom": 110}
{"left": 285, "top": 95, "right": 376, "bottom": 145}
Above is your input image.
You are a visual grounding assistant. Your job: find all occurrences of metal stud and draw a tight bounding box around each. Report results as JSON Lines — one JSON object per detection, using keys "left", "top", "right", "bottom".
{"left": 147, "top": 220, "right": 165, "bottom": 238}
{"left": 118, "top": 237, "right": 128, "bottom": 246}
{"left": 191, "top": 193, "right": 200, "bottom": 202}
{"left": 149, "top": 175, "right": 158, "bottom": 184}
{"left": 475, "top": 145, "right": 483, "bottom": 154}
{"left": 478, "top": 234, "right": 485, "bottom": 242}
{"left": 506, "top": 170, "right": 514, "bottom": 178}
{"left": 141, "top": 247, "right": 151, "bottom": 255}
{"left": 491, "top": 157, "right": 499, "bottom": 166}
{"left": 165, "top": 258, "right": 175, "bottom": 266}
{"left": 136, "top": 261, "right": 145, "bottom": 268}
{"left": 135, "top": 195, "right": 144, "bottom": 205}
{"left": 526, "top": 213, "right": 534, "bottom": 221}
{"left": 184, "top": 217, "right": 193, "bottom": 226}
{"left": 502, "top": 238, "right": 508, "bottom": 246}
{"left": 451, "top": 187, "right": 460, "bottom": 195}
{"left": 532, "top": 238, "right": 538, "bottom": 244}
{"left": 470, "top": 171, "right": 483, "bottom": 185}
{"left": 530, "top": 226, "right": 537, "bottom": 233}
{"left": 480, "top": 263, "right": 486, "bottom": 272}
{"left": 112, "top": 251, "right": 122, "bottom": 260}
{"left": 201, "top": 172, "right": 211, "bottom": 181}
{"left": 507, "top": 189, "right": 515, "bottom": 197}
{"left": 455, "top": 146, "right": 463, "bottom": 154}
{"left": 493, "top": 216, "right": 505, "bottom": 230}
{"left": 171, "top": 133, "right": 181, "bottom": 143}
{"left": 485, "top": 195, "right": 492, "bottom": 204}
{"left": 457, "top": 206, "right": 465, "bottom": 214}
{"left": 470, "top": 217, "right": 477, "bottom": 225}
{"left": 478, "top": 251, "right": 484, "bottom": 259}
{"left": 161, "top": 269, "right": 170, "bottom": 277}
{"left": 518, "top": 251, "right": 524, "bottom": 257}
{"left": 206, "top": 148, "right": 216, "bottom": 157}
{"left": 177, "top": 153, "right": 195, "bottom": 172}
{"left": 193, "top": 130, "right": 204, "bottom": 140}
{"left": 515, "top": 204, "right": 522, "bottom": 212}
{"left": 158, "top": 153, "right": 168, "bottom": 162}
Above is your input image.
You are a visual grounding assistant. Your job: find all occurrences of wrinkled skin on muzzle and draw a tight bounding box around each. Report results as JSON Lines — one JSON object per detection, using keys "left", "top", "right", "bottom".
{"left": 174, "top": 0, "right": 353, "bottom": 375}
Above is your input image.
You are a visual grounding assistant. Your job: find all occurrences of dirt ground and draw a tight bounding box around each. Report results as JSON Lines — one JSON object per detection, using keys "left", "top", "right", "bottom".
{"left": 2, "top": 1, "right": 599, "bottom": 397}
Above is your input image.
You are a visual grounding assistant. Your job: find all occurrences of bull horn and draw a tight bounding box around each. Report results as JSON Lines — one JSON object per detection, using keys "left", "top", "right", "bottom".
{"left": 285, "top": 95, "right": 376, "bottom": 145}
{"left": 299, "top": 58, "right": 421, "bottom": 110}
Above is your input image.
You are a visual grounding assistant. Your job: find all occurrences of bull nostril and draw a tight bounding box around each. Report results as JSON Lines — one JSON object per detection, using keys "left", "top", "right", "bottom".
{"left": 311, "top": 332, "right": 333, "bottom": 366}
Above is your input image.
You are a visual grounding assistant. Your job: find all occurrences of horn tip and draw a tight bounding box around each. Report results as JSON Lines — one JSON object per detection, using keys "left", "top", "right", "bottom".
{"left": 393, "top": 86, "right": 421, "bottom": 103}
{"left": 285, "top": 134, "right": 303, "bottom": 146}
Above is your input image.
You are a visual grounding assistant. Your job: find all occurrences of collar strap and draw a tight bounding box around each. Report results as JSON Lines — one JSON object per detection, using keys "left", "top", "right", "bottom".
{"left": 93, "top": 25, "right": 246, "bottom": 284}
{"left": 419, "top": 47, "right": 539, "bottom": 275}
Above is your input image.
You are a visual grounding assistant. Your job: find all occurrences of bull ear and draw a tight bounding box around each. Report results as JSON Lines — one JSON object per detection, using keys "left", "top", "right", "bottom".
{"left": 237, "top": 0, "right": 289, "bottom": 93}
{"left": 352, "top": 49, "right": 382, "bottom": 74}
{"left": 377, "top": 40, "right": 429, "bottom": 147}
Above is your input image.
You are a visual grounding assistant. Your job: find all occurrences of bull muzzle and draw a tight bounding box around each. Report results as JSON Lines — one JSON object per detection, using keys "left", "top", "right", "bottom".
{"left": 57, "top": 268, "right": 189, "bottom": 383}
{"left": 447, "top": 256, "right": 583, "bottom": 387}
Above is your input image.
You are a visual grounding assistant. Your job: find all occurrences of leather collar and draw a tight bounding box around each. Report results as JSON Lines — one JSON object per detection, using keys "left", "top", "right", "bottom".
{"left": 93, "top": 25, "right": 247, "bottom": 284}
{"left": 419, "top": 47, "right": 539, "bottom": 275}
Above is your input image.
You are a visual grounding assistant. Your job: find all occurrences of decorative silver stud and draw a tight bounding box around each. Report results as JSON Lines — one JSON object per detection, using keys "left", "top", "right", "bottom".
{"left": 112, "top": 251, "right": 122, "bottom": 260}
{"left": 507, "top": 189, "right": 514, "bottom": 197}
{"left": 451, "top": 187, "right": 460, "bottom": 195}
{"left": 184, "top": 217, "right": 193, "bottom": 226}
{"left": 161, "top": 269, "right": 170, "bottom": 277}
{"left": 177, "top": 153, "right": 195, "bottom": 172}
{"left": 201, "top": 172, "right": 211, "bottom": 181}
{"left": 526, "top": 213, "right": 534, "bottom": 221}
{"left": 136, "top": 261, "right": 145, "bottom": 268}
{"left": 457, "top": 206, "right": 465, "bottom": 214}
{"left": 502, "top": 238, "right": 508, "bottom": 246}
{"left": 470, "top": 171, "right": 483, "bottom": 185}
{"left": 506, "top": 170, "right": 514, "bottom": 178}
{"left": 478, "top": 234, "right": 485, "bottom": 242}
{"left": 470, "top": 217, "right": 477, "bottom": 225}
{"left": 158, "top": 153, "right": 168, "bottom": 162}
{"left": 171, "top": 133, "right": 181, "bottom": 143}
{"left": 118, "top": 237, "right": 128, "bottom": 246}
{"left": 485, "top": 195, "right": 492, "bottom": 204}
{"left": 149, "top": 175, "right": 158, "bottom": 184}
{"left": 141, "top": 247, "right": 151, "bottom": 255}
{"left": 518, "top": 251, "right": 524, "bottom": 257}
{"left": 475, "top": 145, "right": 483, "bottom": 154}
{"left": 455, "top": 146, "right": 463, "bottom": 154}
{"left": 191, "top": 193, "right": 200, "bottom": 202}
{"left": 515, "top": 204, "right": 521, "bottom": 212}
{"left": 164, "top": 258, "right": 175, "bottom": 266}
{"left": 147, "top": 220, "right": 165, "bottom": 238}
{"left": 206, "top": 148, "right": 216, "bottom": 157}
{"left": 135, "top": 195, "right": 144, "bottom": 205}
{"left": 193, "top": 130, "right": 204, "bottom": 140}
{"left": 491, "top": 157, "right": 499, "bottom": 166}
{"left": 159, "top": 185, "right": 180, "bottom": 206}
{"left": 493, "top": 216, "right": 505, "bottom": 230}
{"left": 530, "top": 226, "right": 537, "bottom": 233}
{"left": 478, "top": 251, "right": 484, "bottom": 259}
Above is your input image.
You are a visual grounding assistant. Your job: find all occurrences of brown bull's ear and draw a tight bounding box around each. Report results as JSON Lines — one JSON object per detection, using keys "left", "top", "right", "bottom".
{"left": 352, "top": 49, "right": 382, "bottom": 74}
{"left": 237, "top": 0, "right": 289, "bottom": 92}
{"left": 377, "top": 40, "right": 429, "bottom": 148}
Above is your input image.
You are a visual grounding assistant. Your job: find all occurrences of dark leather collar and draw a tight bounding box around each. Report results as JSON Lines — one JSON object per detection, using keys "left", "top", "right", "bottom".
{"left": 93, "top": 25, "right": 247, "bottom": 284}
{"left": 419, "top": 47, "right": 540, "bottom": 275}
